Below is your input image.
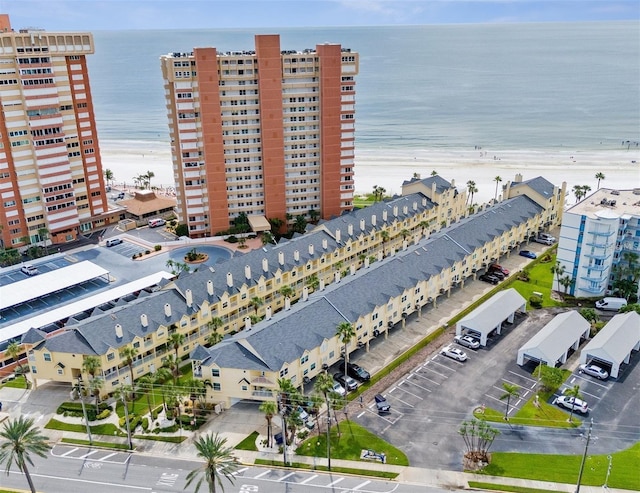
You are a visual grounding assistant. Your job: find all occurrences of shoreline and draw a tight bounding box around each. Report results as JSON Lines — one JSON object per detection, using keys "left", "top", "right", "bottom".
{"left": 100, "top": 140, "right": 639, "bottom": 205}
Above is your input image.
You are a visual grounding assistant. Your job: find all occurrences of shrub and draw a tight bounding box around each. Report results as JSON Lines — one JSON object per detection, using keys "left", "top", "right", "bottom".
{"left": 142, "top": 417, "right": 149, "bottom": 431}
{"left": 529, "top": 294, "right": 543, "bottom": 308}
{"left": 145, "top": 250, "right": 151, "bottom": 255}
{"left": 226, "top": 235, "right": 238, "bottom": 243}
{"left": 96, "top": 409, "right": 111, "bottom": 420}
{"left": 132, "top": 254, "right": 138, "bottom": 259}
{"left": 154, "top": 245, "right": 162, "bottom": 251}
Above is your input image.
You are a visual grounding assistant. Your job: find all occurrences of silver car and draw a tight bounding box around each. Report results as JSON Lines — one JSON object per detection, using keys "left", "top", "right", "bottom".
{"left": 556, "top": 395, "right": 589, "bottom": 414}
{"left": 454, "top": 334, "right": 480, "bottom": 350}
{"left": 441, "top": 345, "right": 468, "bottom": 362}
{"left": 578, "top": 364, "right": 608, "bottom": 380}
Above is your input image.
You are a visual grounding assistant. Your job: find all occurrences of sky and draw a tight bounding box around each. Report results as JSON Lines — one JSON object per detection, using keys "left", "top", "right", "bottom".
{"left": 1, "top": 0, "right": 638, "bottom": 31}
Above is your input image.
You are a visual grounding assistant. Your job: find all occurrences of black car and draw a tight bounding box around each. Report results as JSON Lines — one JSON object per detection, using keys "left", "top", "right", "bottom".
{"left": 333, "top": 372, "right": 358, "bottom": 391}
{"left": 347, "top": 362, "right": 371, "bottom": 382}
{"left": 375, "top": 394, "right": 390, "bottom": 413}
{"left": 487, "top": 269, "right": 505, "bottom": 280}
{"left": 479, "top": 273, "right": 500, "bottom": 284}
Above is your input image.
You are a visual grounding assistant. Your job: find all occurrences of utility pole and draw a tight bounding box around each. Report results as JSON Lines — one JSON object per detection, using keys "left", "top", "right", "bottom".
{"left": 77, "top": 377, "right": 93, "bottom": 446}
{"left": 603, "top": 455, "right": 612, "bottom": 489}
{"left": 326, "top": 404, "right": 332, "bottom": 471}
{"left": 575, "top": 418, "right": 594, "bottom": 493}
{"left": 121, "top": 392, "right": 133, "bottom": 450}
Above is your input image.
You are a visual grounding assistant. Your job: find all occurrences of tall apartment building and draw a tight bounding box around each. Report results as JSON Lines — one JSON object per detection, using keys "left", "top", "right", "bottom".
{"left": 160, "top": 34, "right": 359, "bottom": 237}
{"left": 0, "top": 15, "right": 110, "bottom": 249}
{"left": 557, "top": 188, "right": 640, "bottom": 298}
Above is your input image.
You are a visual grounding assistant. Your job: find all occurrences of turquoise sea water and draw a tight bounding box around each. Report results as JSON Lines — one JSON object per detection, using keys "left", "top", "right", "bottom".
{"left": 88, "top": 21, "right": 639, "bottom": 151}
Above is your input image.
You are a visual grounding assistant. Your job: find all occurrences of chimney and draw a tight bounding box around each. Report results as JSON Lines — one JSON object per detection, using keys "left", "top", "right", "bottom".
{"left": 262, "top": 258, "right": 268, "bottom": 272}
{"left": 403, "top": 205, "right": 408, "bottom": 215}
{"left": 322, "top": 238, "right": 328, "bottom": 250}
{"left": 393, "top": 206, "right": 398, "bottom": 217}
{"left": 186, "top": 289, "right": 193, "bottom": 307}
{"left": 371, "top": 214, "right": 376, "bottom": 226}
{"left": 285, "top": 297, "right": 291, "bottom": 311}
{"left": 350, "top": 264, "right": 356, "bottom": 275}
{"left": 422, "top": 198, "right": 427, "bottom": 206}
{"left": 514, "top": 173, "right": 523, "bottom": 183}
{"left": 308, "top": 244, "right": 314, "bottom": 255}
{"left": 319, "top": 279, "right": 325, "bottom": 291}
{"left": 226, "top": 272, "right": 233, "bottom": 287}
{"left": 115, "top": 324, "right": 123, "bottom": 338}
{"left": 245, "top": 265, "right": 251, "bottom": 280}
{"left": 265, "top": 306, "right": 272, "bottom": 320}
{"left": 450, "top": 178, "right": 456, "bottom": 187}
{"left": 294, "top": 250, "right": 300, "bottom": 262}
{"left": 164, "top": 303, "right": 171, "bottom": 317}
{"left": 365, "top": 256, "right": 370, "bottom": 268}
{"left": 413, "top": 201, "right": 417, "bottom": 211}
{"left": 336, "top": 229, "right": 341, "bottom": 242}
{"left": 140, "top": 314, "right": 148, "bottom": 327}
{"left": 207, "top": 279, "right": 214, "bottom": 295}
{"left": 360, "top": 218, "right": 365, "bottom": 231}
{"left": 347, "top": 224, "right": 352, "bottom": 236}
{"left": 302, "top": 286, "right": 309, "bottom": 301}
{"left": 382, "top": 210, "right": 387, "bottom": 221}
{"left": 245, "top": 317, "right": 251, "bottom": 330}
{"left": 278, "top": 251, "right": 284, "bottom": 266}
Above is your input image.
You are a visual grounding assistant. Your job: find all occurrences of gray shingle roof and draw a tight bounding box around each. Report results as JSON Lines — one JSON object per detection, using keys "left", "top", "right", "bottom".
{"left": 402, "top": 175, "right": 454, "bottom": 195}
{"left": 512, "top": 176, "right": 555, "bottom": 199}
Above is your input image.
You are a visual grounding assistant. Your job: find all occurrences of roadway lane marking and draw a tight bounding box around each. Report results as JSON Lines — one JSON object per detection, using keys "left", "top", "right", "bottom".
{"left": 60, "top": 447, "right": 79, "bottom": 457}
{"left": 299, "top": 474, "right": 318, "bottom": 484}
{"left": 357, "top": 411, "right": 365, "bottom": 418}
{"left": 253, "top": 470, "right": 271, "bottom": 479}
{"left": 12, "top": 471, "right": 152, "bottom": 490}
{"left": 326, "top": 477, "right": 344, "bottom": 487}
{"left": 353, "top": 479, "right": 371, "bottom": 490}
{"left": 279, "top": 472, "right": 296, "bottom": 481}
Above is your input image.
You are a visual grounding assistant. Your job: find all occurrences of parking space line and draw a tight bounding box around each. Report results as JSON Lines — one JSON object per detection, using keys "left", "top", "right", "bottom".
{"left": 395, "top": 384, "right": 423, "bottom": 401}
{"left": 438, "top": 355, "right": 466, "bottom": 366}
{"left": 560, "top": 385, "right": 601, "bottom": 401}
{"left": 418, "top": 364, "right": 450, "bottom": 378}
{"left": 501, "top": 378, "right": 527, "bottom": 389}
{"left": 60, "top": 447, "right": 79, "bottom": 457}
{"left": 299, "top": 474, "right": 318, "bottom": 484}
{"left": 78, "top": 450, "right": 100, "bottom": 459}
{"left": 326, "top": 478, "right": 344, "bottom": 487}
{"left": 484, "top": 394, "right": 505, "bottom": 405}
{"left": 279, "top": 472, "right": 296, "bottom": 482}
{"left": 409, "top": 372, "right": 441, "bottom": 385}
{"left": 253, "top": 470, "right": 271, "bottom": 479}
{"left": 352, "top": 480, "right": 371, "bottom": 490}
{"left": 427, "top": 358, "right": 458, "bottom": 371}
{"left": 403, "top": 377, "right": 431, "bottom": 393}
{"left": 233, "top": 467, "right": 249, "bottom": 476}
{"left": 99, "top": 452, "right": 118, "bottom": 461}
{"left": 508, "top": 370, "right": 537, "bottom": 383}
{"left": 572, "top": 374, "right": 609, "bottom": 389}
{"left": 387, "top": 393, "right": 415, "bottom": 408}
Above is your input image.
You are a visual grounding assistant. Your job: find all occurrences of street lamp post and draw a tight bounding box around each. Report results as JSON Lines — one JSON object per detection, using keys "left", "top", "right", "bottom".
{"left": 121, "top": 393, "right": 133, "bottom": 450}
{"left": 575, "top": 418, "right": 594, "bottom": 493}
{"left": 77, "top": 377, "right": 93, "bottom": 446}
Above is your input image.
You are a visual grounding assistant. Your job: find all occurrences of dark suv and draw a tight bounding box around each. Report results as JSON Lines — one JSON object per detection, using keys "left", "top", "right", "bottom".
{"left": 333, "top": 372, "right": 358, "bottom": 391}
{"left": 347, "top": 363, "right": 371, "bottom": 382}
{"left": 479, "top": 273, "right": 500, "bottom": 284}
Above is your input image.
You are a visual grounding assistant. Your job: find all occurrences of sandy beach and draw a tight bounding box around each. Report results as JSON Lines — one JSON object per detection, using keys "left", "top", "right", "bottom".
{"left": 100, "top": 139, "right": 640, "bottom": 205}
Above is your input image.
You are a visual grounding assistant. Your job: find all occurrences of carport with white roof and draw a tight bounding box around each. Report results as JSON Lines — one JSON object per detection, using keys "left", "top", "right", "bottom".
{"left": 456, "top": 288, "right": 527, "bottom": 346}
{"left": 517, "top": 310, "right": 590, "bottom": 367}
{"left": 580, "top": 311, "right": 640, "bottom": 378}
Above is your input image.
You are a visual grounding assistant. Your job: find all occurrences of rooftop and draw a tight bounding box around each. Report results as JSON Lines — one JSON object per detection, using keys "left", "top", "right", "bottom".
{"left": 567, "top": 188, "right": 640, "bottom": 218}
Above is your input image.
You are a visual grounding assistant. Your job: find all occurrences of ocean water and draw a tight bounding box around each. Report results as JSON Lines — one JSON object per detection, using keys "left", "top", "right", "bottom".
{"left": 87, "top": 21, "right": 639, "bottom": 152}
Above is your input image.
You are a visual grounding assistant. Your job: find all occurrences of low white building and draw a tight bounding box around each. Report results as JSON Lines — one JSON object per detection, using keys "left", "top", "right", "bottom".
{"left": 557, "top": 188, "right": 640, "bottom": 298}
{"left": 517, "top": 311, "right": 590, "bottom": 367}
{"left": 580, "top": 311, "right": 640, "bottom": 378}
{"left": 456, "top": 289, "right": 527, "bottom": 346}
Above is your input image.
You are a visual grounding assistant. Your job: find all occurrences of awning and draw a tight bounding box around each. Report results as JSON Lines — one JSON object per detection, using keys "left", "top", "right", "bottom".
{"left": 248, "top": 215, "right": 271, "bottom": 232}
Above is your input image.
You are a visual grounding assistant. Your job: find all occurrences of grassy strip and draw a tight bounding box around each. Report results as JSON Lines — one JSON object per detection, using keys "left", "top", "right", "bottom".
{"left": 235, "top": 431, "right": 259, "bottom": 451}
{"left": 44, "top": 418, "right": 125, "bottom": 436}
{"left": 132, "top": 434, "right": 187, "bottom": 443}
{"left": 0, "top": 375, "right": 30, "bottom": 389}
{"left": 480, "top": 442, "right": 640, "bottom": 491}
{"left": 296, "top": 421, "right": 409, "bottom": 466}
{"left": 61, "top": 437, "right": 131, "bottom": 450}
{"left": 254, "top": 458, "right": 398, "bottom": 479}
{"left": 467, "top": 481, "right": 563, "bottom": 493}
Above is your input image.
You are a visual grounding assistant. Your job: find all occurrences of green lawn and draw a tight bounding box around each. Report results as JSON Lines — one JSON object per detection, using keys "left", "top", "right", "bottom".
{"left": 254, "top": 458, "right": 398, "bottom": 479}
{"left": 45, "top": 418, "right": 124, "bottom": 436}
{"left": 1, "top": 375, "right": 30, "bottom": 389}
{"left": 468, "top": 481, "right": 563, "bottom": 493}
{"left": 506, "top": 253, "right": 564, "bottom": 309}
{"left": 296, "top": 420, "right": 409, "bottom": 466}
{"left": 235, "top": 431, "right": 260, "bottom": 451}
{"left": 482, "top": 442, "right": 640, "bottom": 491}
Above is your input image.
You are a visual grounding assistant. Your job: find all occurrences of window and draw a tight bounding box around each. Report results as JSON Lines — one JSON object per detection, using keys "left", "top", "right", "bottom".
{"left": 213, "top": 383, "right": 221, "bottom": 391}
{"left": 300, "top": 355, "right": 308, "bottom": 365}
{"left": 43, "top": 353, "right": 51, "bottom": 362}
{"left": 107, "top": 353, "right": 115, "bottom": 361}
{"left": 212, "top": 369, "right": 220, "bottom": 377}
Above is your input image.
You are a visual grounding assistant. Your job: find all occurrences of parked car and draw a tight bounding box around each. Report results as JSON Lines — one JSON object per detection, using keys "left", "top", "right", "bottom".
{"left": 487, "top": 269, "right": 505, "bottom": 280}
{"left": 105, "top": 238, "right": 123, "bottom": 247}
{"left": 347, "top": 362, "right": 371, "bottom": 382}
{"left": 294, "top": 405, "right": 315, "bottom": 429}
{"left": 441, "top": 345, "right": 468, "bottom": 362}
{"left": 20, "top": 265, "right": 39, "bottom": 276}
{"left": 333, "top": 372, "right": 358, "bottom": 391}
{"left": 454, "top": 334, "right": 480, "bottom": 349}
{"left": 519, "top": 250, "right": 537, "bottom": 259}
{"left": 595, "top": 297, "right": 627, "bottom": 312}
{"left": 556, "top": 395, "right": 589, "bottom": 414}
{"left": 374, "top": 394, "right": 390, "bottom": 413}
{"left": 538, "top": 233, "right": 556, "bottom": 242}
{"left": 489, "top": 264, "right": 510, "bottom": 276}
{"left": 331, "top": 381, "right": 346, "bottom": 397}
{"left": 479, "top": 273, "right": 500, "bottom": 285}
{"left": 534, "top": 236, "right": 554, "bottom": 245}
{"left": 148, "top": 218, "right": 166, "bottom": 228}
{"left": 578, "top": 364, "right": 609, "bottom": 380}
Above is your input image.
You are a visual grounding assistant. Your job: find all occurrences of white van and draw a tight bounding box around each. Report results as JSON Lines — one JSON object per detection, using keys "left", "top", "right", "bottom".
{"left": 595, "top": 297, "right": 627, "bottom": 311}
{"left": 148, "top": 218, "right": 166, "bottom": 228}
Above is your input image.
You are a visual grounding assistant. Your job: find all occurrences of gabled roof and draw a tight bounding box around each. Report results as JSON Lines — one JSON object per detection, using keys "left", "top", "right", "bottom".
{"left": 511, "top": 176, "right": 555, "bottom": 199}
{"left": 458, "top": 289, "right": 527, "bottom": 333}
{"left": 518, "top": 311, "right": 590, "bottom": 364}
{"left": 582, "top": 312, "right": 640, "bottom": 364}
{"left": 402, "top": 175, "right": 454, "bottom": 195}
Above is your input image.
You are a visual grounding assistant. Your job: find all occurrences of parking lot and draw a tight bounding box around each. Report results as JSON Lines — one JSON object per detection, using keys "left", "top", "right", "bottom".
{"left": 103, "top": 238, "right": 149, "bottom": 258}
{"left": 352, "top": 303, "right": 640, "bottom": 469}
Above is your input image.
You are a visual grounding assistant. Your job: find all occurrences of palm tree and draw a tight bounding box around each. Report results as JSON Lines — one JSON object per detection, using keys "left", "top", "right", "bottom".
{"left": 145, "top": 170, "right": 155, "bottom": 189}
{"left": 186, "top": 378, "right": 206, "bottom": 421}
{"left": 595, "top": 172, "right": 605, "bottom": 189}
{"left": 379, "top": 230, "right": 390, "bottom": 256}
{"left": 279, "top": 285, "right": 294, "bottom": 300}
{"left": 559, "top": 275, "right": 574, "bottom": 295}
{"left": 168, "top": 332, "right": 186, "bottom": 377}
{"left": 466, "top": 180, "right": 478, "bottom": 206}
{"left": 277, "top": 378, "right": 299, "bottom": 410}
{"left": 261, "top": 231, "right": 275, "bottom": 246}
{"left": 335, "top": 321, "right": 356, "bottom": 381}
{"left": 154, "top": 367, "right": 173, "bottom": 411}
{"left": 551, "top": 261, "right": 566, "bottom": 292}
{"left": 37, "top": 227, "right": 49, "bottom": 255}
{"left": 163, "top": 354, "right": 179, "bottom": 385}
{"left": 314, "top": 371, "right": 338, "bottom": 469}
{"left": 206, "top": 330, "right": 224, "bottom": 347}
{"left": 259, "top": 400, "right": 278, "bottom": 448}
{"left": 493, "top": 175, "right": 502, "bottom": 201}
{"left": 564, "top": 385, "right": 583, "bottom": 422}
{"left": 104, "top": 168, "right": 114, "bottom": 187}
{"left": 430, "top": 170, "right": 438, "bottom": 176}
{"left": 185, "top": 432, "right": 239, "bottom": 493}
{"left": 88, "top": 377, "right": 104, "bottom": 413}
{"left": 0, "top": 416, "right": 51, "bottom": 493}
{"left": 5, "top": 341, "right": 22, "bottom": 372}
{"left": 293, "top": 215, "right": 307, "bottom": 234}
{"left": 114, "top": 384, "right": 134, "bottom": 449}
{"left": 137, "top": 374, "right": 155, "bottom": 416}
{"left": 249, "top": 296, "right": 264, "bottom": 316}
{"left": 500, "top": 383, "right": 521, "bottom": 421}
{"left": 81, "top": 355, "right": 101, "bottom": 379}
{"left": 119, "top": 346, "right": 139, "bottom": 395}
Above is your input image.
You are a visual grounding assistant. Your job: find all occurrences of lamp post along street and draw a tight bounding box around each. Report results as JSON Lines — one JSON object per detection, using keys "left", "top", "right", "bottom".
{"left": 575, "top": 419, "right": 594, "bottom": 493}
{"left": 77, "top": 377, "right": 93, "bottom": 445}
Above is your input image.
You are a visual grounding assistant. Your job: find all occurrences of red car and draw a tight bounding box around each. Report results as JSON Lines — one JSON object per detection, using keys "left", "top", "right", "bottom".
{"left": 489, "top": 263, "right": 509, "bottom": 276}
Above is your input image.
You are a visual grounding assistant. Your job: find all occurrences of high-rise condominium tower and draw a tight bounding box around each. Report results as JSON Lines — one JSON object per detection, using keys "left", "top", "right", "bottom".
{"left": 161, "top": 34, "right": 358, "bottom": 237}
{"left": 0, "top": 15, "right": 110, "bottom": 249}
